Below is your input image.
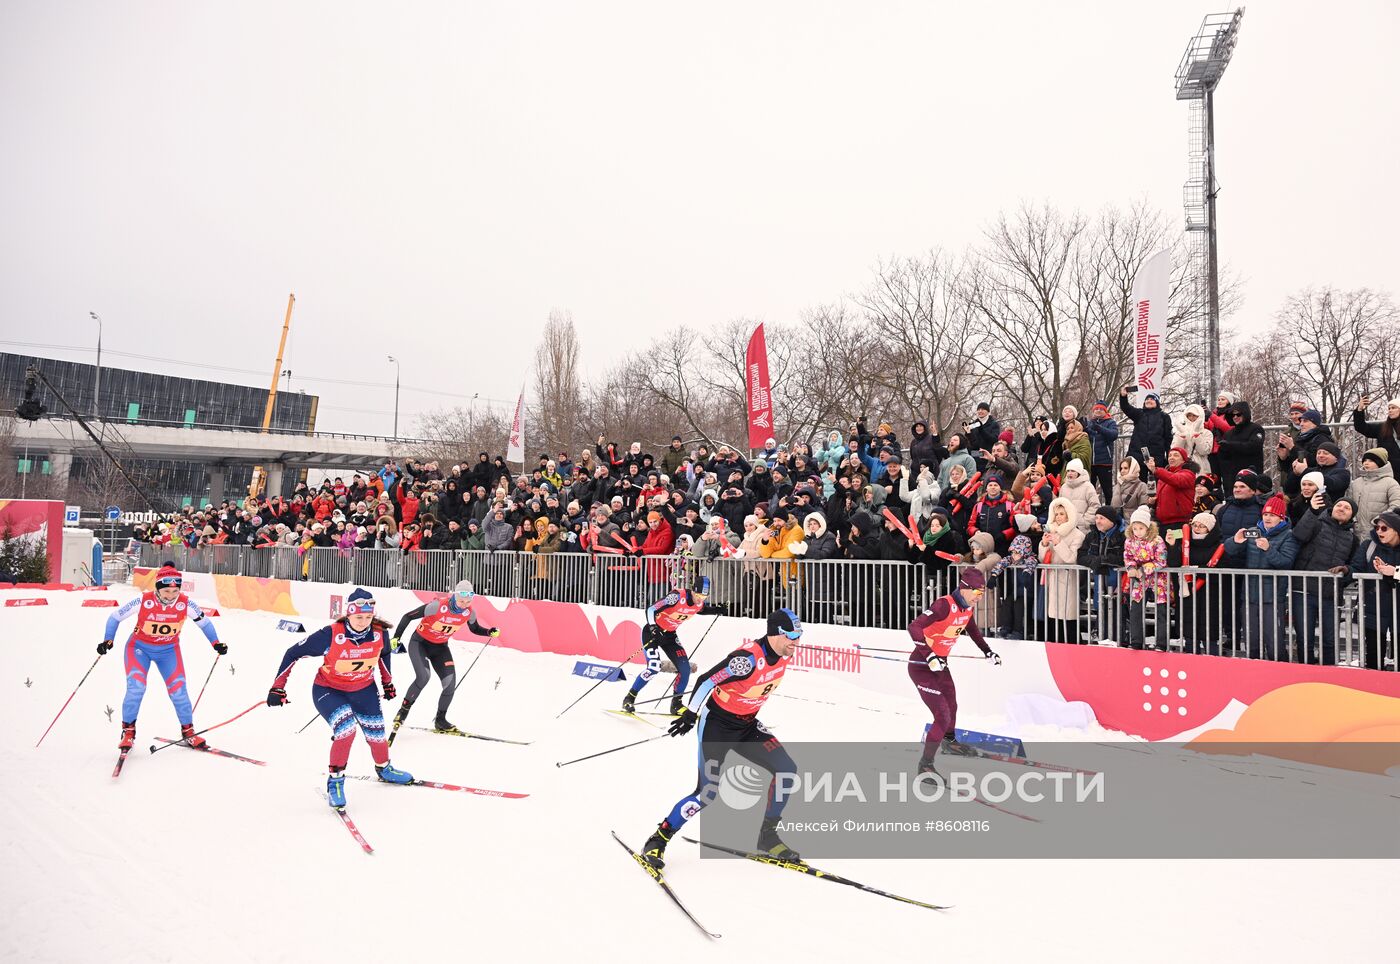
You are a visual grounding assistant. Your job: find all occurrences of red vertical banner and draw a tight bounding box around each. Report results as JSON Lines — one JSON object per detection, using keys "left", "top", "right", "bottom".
{"left": 745, "top": 323, "right": 773, "bottom": 449}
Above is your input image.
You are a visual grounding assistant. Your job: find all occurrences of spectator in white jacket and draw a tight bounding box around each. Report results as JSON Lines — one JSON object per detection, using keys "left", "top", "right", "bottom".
{"left": 1172, "top": 404, "right": 1214, "bottom": 475}
{"left": 1059, "top": 459, "right": 1101, "bottom": 534}
{"left": 899, "top": 463, "right": 942, "bottom": 525}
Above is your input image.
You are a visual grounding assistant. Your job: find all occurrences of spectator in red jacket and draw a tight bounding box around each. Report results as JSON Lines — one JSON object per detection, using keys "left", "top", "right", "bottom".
{"left": 311, "top": 489, "right": 335, "bottom": 522}
{"left": 1148, "top": 447, "right": 1197, "bottom": 529}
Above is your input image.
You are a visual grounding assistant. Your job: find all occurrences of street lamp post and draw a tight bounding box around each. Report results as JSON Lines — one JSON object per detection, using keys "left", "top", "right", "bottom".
{"left": 89, "top": 311, "right": 102, "bottom": 419}
{"left": 387, "top": 355, "right": 401, "bottom": 439}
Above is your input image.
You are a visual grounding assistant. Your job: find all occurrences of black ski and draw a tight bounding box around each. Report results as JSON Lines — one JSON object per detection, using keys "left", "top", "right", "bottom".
{"left": 151, "top": 737, "right": 267, "bottom": 766}
{"left": 611, "top": 831, "right": 721, "bottom": 939}
{"left": 683, "top": 837, "right": 952, "bottom": 911}
{"left": 405, "top": 726, "right": 533, "bottom": 746}
{"left": 111, "top": 747, "right": 132, "bottom": 778}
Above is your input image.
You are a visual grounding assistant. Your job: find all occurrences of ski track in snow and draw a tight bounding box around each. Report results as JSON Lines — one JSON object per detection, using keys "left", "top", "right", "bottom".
{"left": 1, "top": 587, "right": 1391, "bottom": 962}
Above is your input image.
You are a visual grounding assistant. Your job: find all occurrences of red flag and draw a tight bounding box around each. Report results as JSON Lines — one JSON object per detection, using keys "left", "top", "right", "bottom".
{"left": 745, "top": 323, "right": 773, "bottom": 449}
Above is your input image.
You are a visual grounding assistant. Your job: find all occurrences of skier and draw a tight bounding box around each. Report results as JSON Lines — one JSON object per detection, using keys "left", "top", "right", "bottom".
{"left": 388, "top": 579, "right": 499, "bottom": 736}
{"left": 98, "top": 563, "right": 226, "bottom": 750}
{"left": 621, "top": 574, "right": 724, "bottom": 717}
{"left": 636, "top": 607, "right": 803, "bottom": 871}
{"left": 907, "top": 568, "right": 1001, "bottom": 780}
{"left": 265, "top": 587, "right": 413, "bottom": 808}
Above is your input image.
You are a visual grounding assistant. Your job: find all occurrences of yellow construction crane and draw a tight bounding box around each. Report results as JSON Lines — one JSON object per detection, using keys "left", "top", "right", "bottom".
{"left": 248, "top": 293, "right": 295, "bottom": 499}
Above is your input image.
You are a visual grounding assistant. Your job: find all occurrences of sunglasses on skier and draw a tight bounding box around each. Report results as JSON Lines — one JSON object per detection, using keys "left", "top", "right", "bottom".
{"left": 345, "top": 600, "right": 376, "bottom": 615}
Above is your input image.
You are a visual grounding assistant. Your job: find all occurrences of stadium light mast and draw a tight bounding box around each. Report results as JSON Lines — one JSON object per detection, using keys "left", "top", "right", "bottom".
{"left": 1175, "top": 7, "right": 1244, "bottom": 402}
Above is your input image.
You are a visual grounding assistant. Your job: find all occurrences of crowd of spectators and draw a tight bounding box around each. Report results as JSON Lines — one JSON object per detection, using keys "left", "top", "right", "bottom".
{"left": 129, "top": 390, "right": 1400, "bottom": 667}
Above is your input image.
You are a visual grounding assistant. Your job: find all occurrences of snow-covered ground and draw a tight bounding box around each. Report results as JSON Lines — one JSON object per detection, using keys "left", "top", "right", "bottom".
{"left": 1, "top": 587, "right": 1393, "bottom": 963}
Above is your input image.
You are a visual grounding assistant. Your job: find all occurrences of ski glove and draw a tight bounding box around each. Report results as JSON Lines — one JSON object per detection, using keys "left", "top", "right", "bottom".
{"left": 266, "top": 686, "right": 289, "bottom": 707}
{"left": 381, "top": 682, "right": 398, "bottom": 701}
{"left": 390, "top": 636, "right": 404, "bottom": 654}
{"left": 925, "top": 654, "right": 947, "bottom": 672}
{"left": 985, "top": 650, "right": 1002, "bottom": 666}
{"left": 488, "top": 628, "right": 501, "bottom": 638}
{"left": 212, "top": 642, "right": 228, "bottom": 656}
{"left": 97, "top": 639, "right": 114, "bottom": 656}
{"left": 668, "top": 708, "right": 698, "bottom": 737}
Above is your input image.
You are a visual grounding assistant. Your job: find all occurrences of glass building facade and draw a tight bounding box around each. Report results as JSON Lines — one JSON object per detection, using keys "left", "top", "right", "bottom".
{"left": 2, "top": 352, "right": 318, "bottom": 506}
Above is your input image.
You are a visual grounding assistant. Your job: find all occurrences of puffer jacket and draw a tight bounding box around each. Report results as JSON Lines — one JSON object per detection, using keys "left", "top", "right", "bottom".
{"left": 1347, "top": 462, "right": 1400, "bottom": 534}
{"left": 1085, "top": 415, "right": 1119, "bottom": 466}
{"left": 1058, "top": 468, "right": 1100, "bottom": 533}
{"left": 1224, "top": 517, "right": 1298, "bottom": 602}
{"left": 1111, "top": 458, "right": 1151, "bottom": 517}
{"left": 1171, "top": 405, "right": 1214, "bottom": 474}
{"left": 1120, "top": 393, "right": 1173, "bottom": 464}
{"left": 1213, "top": 401, "right": 1265, "bottom": 483}
{"left": 898, "top": 467, "right": 941, "bottom": 524}
{"left": 908, "top": 421, "right": 942, "bottom": 478}
{"left": 1292, "top": 509, "right": 1358, "bottom": 572}
{"left": 1214, "top": 494, "right": 1264, "bottom": 542}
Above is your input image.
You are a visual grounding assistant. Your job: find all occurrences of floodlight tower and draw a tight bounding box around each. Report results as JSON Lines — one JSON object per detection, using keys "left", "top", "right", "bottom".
{"left": 1175, "top": 7, "right": 1244, "bottom": 401}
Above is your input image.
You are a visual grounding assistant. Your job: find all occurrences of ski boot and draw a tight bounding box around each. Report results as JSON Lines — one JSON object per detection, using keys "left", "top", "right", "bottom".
{"left": 118, "top": 722, "right": 136, "bottom": 750}
{"left": 640, "top": 820, "right": 674, "bottom": 871}
{"left": 669, "top": 693, "right": 685, "bottom": 717}
{"left": 375, "top": 762, "right": 415, "bottom": 785}
{"left": 756, "top": 817, "right": 801, "bottom": 862}
{"left": 433, "top": 717, "right": 463, "bottom": 736}
{"left": 621, "top": 690, "right": 637, "bottom": 714}
{"left": 941, "top": 733, "right": 979, "bottom": 758}
{"left": 916, "top": 756, "right": 944, "bottom": 786}
{"left": 179, "top": 723, "right": 207, "bottom": 750}
{"left": 327, "top": 770, "right": 347, "bottom": 808}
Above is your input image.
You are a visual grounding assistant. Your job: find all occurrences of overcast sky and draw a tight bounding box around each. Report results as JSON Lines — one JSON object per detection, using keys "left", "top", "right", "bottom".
{"left": 2, "top": 0, "right": 1396, "bottom": 438}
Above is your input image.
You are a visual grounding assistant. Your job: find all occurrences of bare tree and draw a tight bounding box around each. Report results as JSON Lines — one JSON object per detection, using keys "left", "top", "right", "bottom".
{"left": 531, "top": 309, "right": 584, "bottom": 456}
{"left": 963, "top": 203, "right": 1091, "bottom": 420}
{"left": 853, "top": 252, "right": 987, "bottom": 433}
{"left": 1277, "top": 287, "right": 1400, "bottom": 422}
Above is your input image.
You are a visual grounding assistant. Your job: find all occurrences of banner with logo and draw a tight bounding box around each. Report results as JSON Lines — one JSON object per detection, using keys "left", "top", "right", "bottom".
{"left": 745, "top": 323, "right": 773, "bottom": 449}
{"left": 506, "top": 386, "right": 526, "bottom": 465}
{"left": 1131, "top": 249, "right": 1172, "bottom": 393}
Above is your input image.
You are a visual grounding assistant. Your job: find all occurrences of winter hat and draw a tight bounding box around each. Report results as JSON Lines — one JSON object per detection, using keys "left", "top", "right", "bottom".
{"left": 154, "top": 564, "right": 182, "bottom": 587}
{"left": 1129, "top": 506, "right": 1153, "bottom": 529}
{"left": 976, "top": 402, "right": 991, "bottom": 414}
{"left": 1336, "top": 498, "right": 1358, "bottom": 517}
{"left": 766, "top": 608, "right": 802, "bottom": 638}
{"left": 1092, "top": 400, "right": 1109, "bottom": 415}
{"left": 958, "top": 568, "right": 986, "bottom": 591}
{"left": 1316, "top": 441, "right": 1343, "bottom": 459}
{"left": 1263, "top": 495, "right": 1289, "bottom": 519}
{"left": 1095, "top": 505, "right": 1122, "bottom": 525}
{"left": 1184, "top": 403, "right": 1205, "bottom": 420}
{"left": 1170, "top": 446, "right": 1189, "bottom": 461}
{"left": 345, "top": 587, "right": 375, "bottom": 614}
{"left": 1062, "top": 405, "right": 1079, "bottom": 420}
{"left": 765, "top": 437, "right": 776, "bottom": 449}
{"left": 1288, "top": 401, "right": 1308, "bottom": 414}
{"left": 1216, "top": 391, "right": 1238, "bottom": 407}
{"left": 1300, "top": 409, "right": 1323, "bottom": 426}
{"left": 998, "top": 429, "right": 1014, "bottom": 445}
{"left": 1235, "top": 470, "right": 1262, "bottom": 492}
{"left": 1064, "top": 458, "right": 1086, "bottom": 479}
{"left": 1378, "top": 510, "right": 1400, "bottom": 531}
{"left": 1301, "top": 471, "right": 1325, "bottom": 492}
{"left": 984, "top": 471, "right": 1005, "bottom": 487}
{"left": 1363, "top": 448, "right": 1389, "bottom": 467}
{"left": 1191, "top": 512, "right": 1217, "bottom": 531}
{"left": 1195, "top": 474, "right": 1217, "bottom": 489}
{"left": 929, "top": 506, "right": 950, "bottom": 522}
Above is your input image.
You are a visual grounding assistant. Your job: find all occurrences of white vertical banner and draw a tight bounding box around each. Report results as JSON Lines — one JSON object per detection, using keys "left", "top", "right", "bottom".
{"left": 1131, "top": 249, "right": 1172, "bottom": 393}
{"left": 506, "top": 385, "right": 526, "bottom": 466}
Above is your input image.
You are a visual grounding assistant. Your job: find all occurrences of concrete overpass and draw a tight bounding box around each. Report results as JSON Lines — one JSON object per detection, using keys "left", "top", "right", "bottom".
{"left": 16, "top": 417, "right": 429, "bottom": 503}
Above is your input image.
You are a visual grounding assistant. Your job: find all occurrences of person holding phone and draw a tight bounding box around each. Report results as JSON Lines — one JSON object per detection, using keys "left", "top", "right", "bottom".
{"left": 1224, "top": 494, "right": 1298, "bottom": 660}
{"left": 1119, "top": 384, "right": 1172, "bottom": 467}
{"left": 1353, "top": 395, "right": 1400, "bottom": 469}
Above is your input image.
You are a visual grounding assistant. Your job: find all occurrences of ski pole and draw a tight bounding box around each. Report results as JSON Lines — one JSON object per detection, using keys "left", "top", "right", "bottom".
{"left": 554, "top": 641, "right": 648, "bottom": 719}
{"left": 630, "top": 613, "right": 724, "bottom": 708}
{"left": 191, "top": 656, "right": 220, "bottom": 712}
{"left": 554, "top": 732, "right": 670, "bottom": 768}
{"left": 297, "top": 713, "right": 320, "bottom": 734}
{"left": 34, "top": 655, "right": 103, "bottom": 748}
{"left": 148, "top": 699, "right": 263, "bottom": 754}
{"left": 456, "top": 634, "right": 496, "bottom": 685}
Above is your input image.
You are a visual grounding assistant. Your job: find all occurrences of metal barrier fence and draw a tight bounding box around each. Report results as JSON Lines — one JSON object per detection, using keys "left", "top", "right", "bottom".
{"left": 132, "top": 544, "right": 1396, "bottom": 669}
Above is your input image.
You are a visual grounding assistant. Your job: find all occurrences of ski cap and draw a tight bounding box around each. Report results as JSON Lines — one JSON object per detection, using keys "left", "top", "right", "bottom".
{"left": 454, "top": 580, "right": 475, "bottom": 600}
{"left": 154, "top": 564, "right": 182, "bottom": 589}
{"left": 345, "top": 587, "right": 375, "bottom": 615}
{"left": 766, "top": 608, "right": 802, "bottom": 640}
{"left": 958, "top": 568, "right": 986, "bottom": 592}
